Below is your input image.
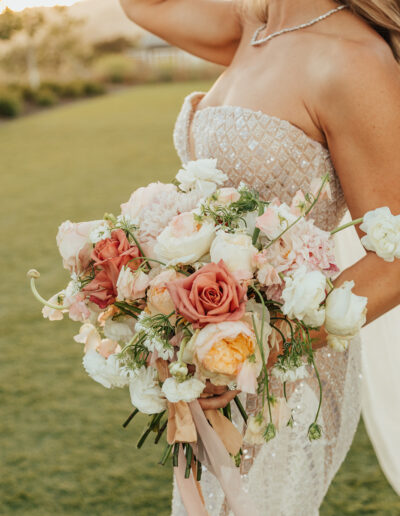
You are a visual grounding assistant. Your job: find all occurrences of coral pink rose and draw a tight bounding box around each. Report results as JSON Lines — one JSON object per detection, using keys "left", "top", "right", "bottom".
{"left": 166, "top": 260, "right": 246, "bottom": 328}
{"left": 83, "top": 229, "right": 141, "bottom": 308}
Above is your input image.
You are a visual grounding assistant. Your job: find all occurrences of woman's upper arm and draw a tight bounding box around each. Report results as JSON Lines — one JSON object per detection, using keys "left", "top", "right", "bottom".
{"left": 119, "top": 0, "right": 243, "bottom": 66}
{"left": 318, "top": 43, "right": 400, "bottom": 230}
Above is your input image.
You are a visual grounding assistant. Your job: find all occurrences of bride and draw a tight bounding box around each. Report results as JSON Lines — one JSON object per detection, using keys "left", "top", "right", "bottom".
{"left": 119, "top": 0, "right": 400, "bottom": 514}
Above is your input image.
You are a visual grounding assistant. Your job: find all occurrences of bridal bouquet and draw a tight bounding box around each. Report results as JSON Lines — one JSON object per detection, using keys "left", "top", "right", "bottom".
{"left": 28, "top": 159, "right": 400, "bottom": 513}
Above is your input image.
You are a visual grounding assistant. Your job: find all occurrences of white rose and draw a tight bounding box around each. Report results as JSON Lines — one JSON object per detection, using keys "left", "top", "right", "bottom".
{"left": 56, "top": 220, "right": 102, "bottom": 273}
{"left": 210, "top": 230, "right": 257, "bottom": 280}
{"left": 327, "top": 334, "right": 352, "bottom": 352}
{"left": 282, "top": 266, "right": 326, "bottom": 327}
{"left": 103, "top": 317, "right": 136, "bottom": 343}
{"left": 325, "top": 281, "right": 367, "bottom": 336}
{"left": 176, "top": 158, "right": 228, "bottom": 197}
{"left": 154, "top": 212, "right": 215, "bottom": 265}
{"left": 83, "top": 350, "right": 129, "bottom": 389}
{"left": 129, "top": 366, "right": 167, "bottom": 414}
{"left": 116, "top": 267, "right": 150, "bottom": 301}
{"left": 162, "top": 377, "right": 205, "bottom": 403}
{"left": 360, "top": 207, "right": 400, "bottom": 262}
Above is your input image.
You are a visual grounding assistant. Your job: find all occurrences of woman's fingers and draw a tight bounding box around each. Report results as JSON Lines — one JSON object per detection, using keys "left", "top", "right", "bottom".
{"left": 198, "top": 389, "right": 240, "bottom": 410}
{"left": 203, "top": 381, "right": 228, "bottom": 396}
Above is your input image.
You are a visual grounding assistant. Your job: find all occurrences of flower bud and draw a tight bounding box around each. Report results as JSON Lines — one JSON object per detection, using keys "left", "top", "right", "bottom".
{"left": 264, "top": 422, "right": 276, "bottom": 442}
{"left": 169, "top": 361, "right": 188, "bottom": 381}
{"left": 308, "top": 422, "right": 322, "bottom": 441}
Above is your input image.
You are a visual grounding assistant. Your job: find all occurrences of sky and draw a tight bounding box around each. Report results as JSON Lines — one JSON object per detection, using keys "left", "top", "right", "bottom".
{"left": 0, "top": 0, "right": 81, "bottom": 11}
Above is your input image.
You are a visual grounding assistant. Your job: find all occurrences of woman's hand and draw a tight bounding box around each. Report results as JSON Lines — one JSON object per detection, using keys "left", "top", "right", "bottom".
{"left": 198, "top": 381, "right": 240, "bottom": 410}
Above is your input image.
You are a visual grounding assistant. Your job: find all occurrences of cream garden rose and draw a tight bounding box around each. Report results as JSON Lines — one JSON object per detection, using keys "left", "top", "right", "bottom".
{"left": 360, "top": 207, "right": 400, "bottom": 262}
{"left": 184, "top": 321, "right": 259, "bottom": 392}
{"left": 154, "top": 211, "right": 215, "bottom": 265}
{"left": 282, "top": 266, "right": 326, "bottom": 327}
{"left": 210, "top": 230, "right": 258, "bottom": 280}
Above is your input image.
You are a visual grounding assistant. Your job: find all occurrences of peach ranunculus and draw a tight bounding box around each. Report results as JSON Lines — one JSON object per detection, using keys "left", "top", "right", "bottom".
{"left": 184, "top": 321, "right": 260, "bottom": 392}
{"left": 166, "top": 260, "right": 246, "bottom": 328}
{"left": 147, "top": 268, "right": 186, "bottom": 316}
{"left": 56, "top": 220, "right": 103, "bottom": 273}
{"left": 83, "top": 229, "right": 141, "bottom": 308}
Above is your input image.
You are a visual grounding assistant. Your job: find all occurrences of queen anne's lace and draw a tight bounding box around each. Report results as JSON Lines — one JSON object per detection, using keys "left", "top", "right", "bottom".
{"left": 171, "top": 92, "right": 362, "bottom": 516}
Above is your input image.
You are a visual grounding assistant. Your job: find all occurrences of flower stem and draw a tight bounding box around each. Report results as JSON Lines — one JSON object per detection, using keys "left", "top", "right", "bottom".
{"left": 173, "top": 443, "right": 180, "bottom": 467}
{"left": 122, "top": 408, "right": 139, "bottom": 428}
{"left": 234, "top": 396, "right": 248, "bottom": 423}
{"left": 154, "top": 419, "right": 168, "bottom": 444}
{"left": 27, "top": 270, "right": 69, "bottom": 310}
{"left": 252, "top": 202, "right": 265, "bottom": 246}
{"left": 184, "top": 444, "right": 193, "bottom": 479}
{"left": 159, "top": 443, "right": 173, "bottom": 466}
{"left": 330, "top": 217, "right": 364, "bottom": 235}
{"left": 137, "top": 411, "right": 165, "bottom": 449}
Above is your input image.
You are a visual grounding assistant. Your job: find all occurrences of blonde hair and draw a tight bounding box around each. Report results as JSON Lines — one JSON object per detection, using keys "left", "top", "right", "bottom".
{"left": 245, "top": 0, "right": 400, "bottom": 63}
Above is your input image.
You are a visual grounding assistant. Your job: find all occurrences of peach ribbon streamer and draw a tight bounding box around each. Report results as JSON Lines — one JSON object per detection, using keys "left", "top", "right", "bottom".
{"left": 189, "top": 400, "right": 257, "bottom": 516}
{"left": 168, "top": 400, "right": 197, "bottom": 444}
{"left": 174, "top": 446, "right": 209, "bottom": 516}
{"left": 204, "top": 409, "right": 242, "bottom": 456}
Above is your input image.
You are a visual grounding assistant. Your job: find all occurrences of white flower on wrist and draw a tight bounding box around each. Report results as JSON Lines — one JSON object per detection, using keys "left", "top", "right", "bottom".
{"left": 360, "top": 207, "right": 400, "bottom": 262}
{"left": 129, "top": 366, "right": 167, "bottom": 414}
{"left": 210, "top": 230, "right": 258, "bottom": 280}
{"left": 282, "top": 266, "right": 326, "bottom": 327}
{"left": 162, "top": 376, "right": 205, "bottom": 403}
{"left": 176, "top": 159, "right": 228, "bottom": 197}
{"left": 325, "top": 281, "right": 367, "bottom": 337}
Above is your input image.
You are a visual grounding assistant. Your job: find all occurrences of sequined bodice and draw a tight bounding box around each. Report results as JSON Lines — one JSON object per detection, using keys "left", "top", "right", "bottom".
{"left": 173, "top": 91, "right": 347, "bottom": 231}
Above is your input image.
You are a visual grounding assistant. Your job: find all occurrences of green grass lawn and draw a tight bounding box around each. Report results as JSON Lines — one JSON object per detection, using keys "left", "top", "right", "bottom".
{"left": 1, "top": 80, "right": 399, "bottom": 516}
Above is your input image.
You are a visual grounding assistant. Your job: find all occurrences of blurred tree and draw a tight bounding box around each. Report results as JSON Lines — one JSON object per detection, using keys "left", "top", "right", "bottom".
{"left": 0, "top": 6, "right": 86, "bottom": 87}
{"left": 0, "top": 8, "right": 22, "bottom": 40}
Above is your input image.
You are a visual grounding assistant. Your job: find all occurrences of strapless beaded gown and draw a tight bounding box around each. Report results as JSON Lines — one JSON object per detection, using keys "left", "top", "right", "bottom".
{"left": 171, "top": 91, "right": 362, "bottom": 516}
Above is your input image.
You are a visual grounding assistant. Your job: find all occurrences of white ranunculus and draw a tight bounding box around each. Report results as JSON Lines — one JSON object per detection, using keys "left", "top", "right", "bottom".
{"left": 325, "top": 281, "right": 367, "bottom": 336}
{"left": 282, "top": 266, "right": 326, "bottom": 327}
{"left": 210, "top": 230, "right": 258, "bottom": 279}
{"left": 327, "top": 334, "right": 352, "bottom": 352}
{"left": 116, "top": 267, "right": 150, "bottom": 301}
{"left": 103, "top": 317, "right": 136, "bottom": 343}
{"left": 176, "top": 158, "right": 228, "bottom": 197}
{"left": 129, "top": 366, "right": 167, "bottom": 414}
{"left": 83, "top": 350, "right": 130, "bottom": 389}
{"left": 360, "top": 207, "right": 400, "bottom": 262}
{"left": 154, "top": 212, "right": 215, "bottom": 265}
{"left": 162, "top": 377, "right": 205, "bottom": 403}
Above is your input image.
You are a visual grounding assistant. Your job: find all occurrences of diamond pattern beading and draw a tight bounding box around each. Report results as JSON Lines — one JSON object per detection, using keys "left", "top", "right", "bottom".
{"left": 173, "top": 91, "right": 347, "bottom": 232}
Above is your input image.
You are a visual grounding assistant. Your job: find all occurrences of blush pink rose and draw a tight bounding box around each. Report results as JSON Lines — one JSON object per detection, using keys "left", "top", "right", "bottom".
{"left": 83, "top": 229, "right": 141, "bottom": 308}
{"left": 56, "top": 220, "right": 102, "bottom": 273}
{"left": 166, "top": 260, "right": 246, "bottom": 328}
